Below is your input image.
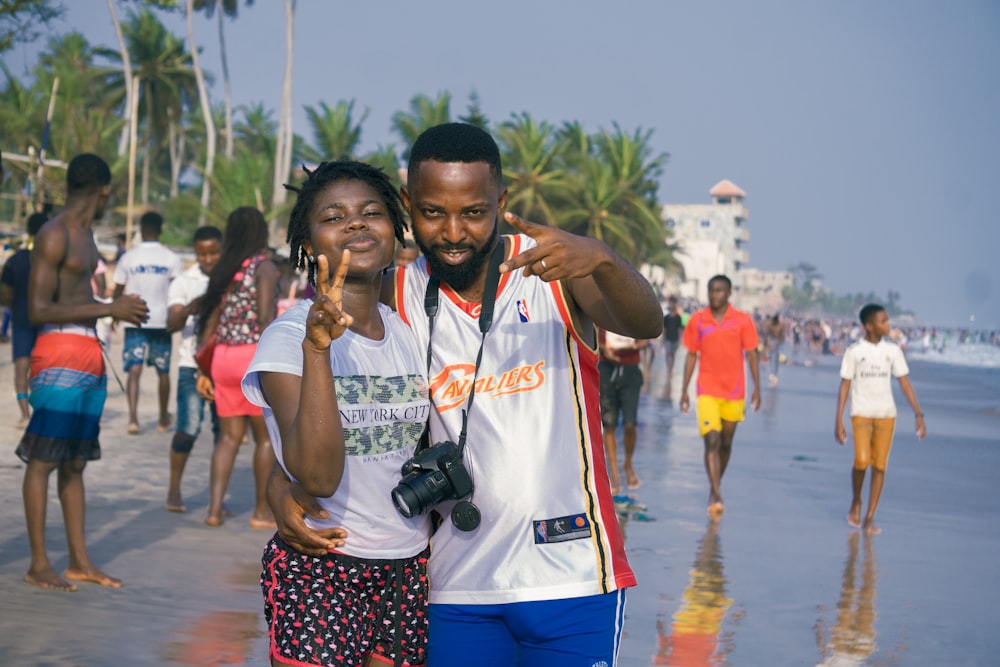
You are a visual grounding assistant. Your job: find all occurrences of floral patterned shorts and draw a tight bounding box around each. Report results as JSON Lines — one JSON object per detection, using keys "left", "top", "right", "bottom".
{"left": 261, "top": 534, "right": 429, "bottom": 666}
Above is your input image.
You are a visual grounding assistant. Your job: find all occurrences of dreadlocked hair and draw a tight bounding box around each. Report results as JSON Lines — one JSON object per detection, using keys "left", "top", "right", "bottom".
{"left": 284, "top": 160, "right": 408, "bottom": 288}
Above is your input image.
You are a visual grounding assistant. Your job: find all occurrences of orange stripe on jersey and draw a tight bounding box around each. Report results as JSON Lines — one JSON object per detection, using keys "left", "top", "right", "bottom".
{"left": 548, "top": 279, "right": 597, "bottom": 355}
{"left": 394, "top": 265, "right": 410, "bottom": 326}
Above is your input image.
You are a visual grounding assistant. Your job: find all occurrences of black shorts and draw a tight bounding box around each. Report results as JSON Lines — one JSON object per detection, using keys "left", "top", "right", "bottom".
{"left": 261, "top": 534, "right": 429, "bottom": 666}
{"left": 599, "top": 361, "right": 643, "bottom": 428}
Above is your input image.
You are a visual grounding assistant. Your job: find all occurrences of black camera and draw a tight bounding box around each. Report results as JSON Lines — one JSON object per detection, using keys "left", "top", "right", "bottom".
{"left": 391, "top": 441, "right": 479, "bottom": 531}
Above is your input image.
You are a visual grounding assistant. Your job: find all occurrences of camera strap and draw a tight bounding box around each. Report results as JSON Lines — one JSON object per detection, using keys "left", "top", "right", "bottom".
{"left": 420, "top": 237, "right": 506, "bottom": 454}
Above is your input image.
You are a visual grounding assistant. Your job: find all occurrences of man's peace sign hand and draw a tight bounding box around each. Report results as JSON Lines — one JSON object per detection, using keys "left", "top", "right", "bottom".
{"left": 305, "top": 251, "right": 353, "bottom": 350}
{"left": 499, "top": 211, "right": 610, "bottom": 282}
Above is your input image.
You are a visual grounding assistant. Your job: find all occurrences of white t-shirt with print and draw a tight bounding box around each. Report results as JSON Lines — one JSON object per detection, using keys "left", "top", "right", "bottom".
{"left": 242, "top": 300, "right": 432, "bottom": 560}
{"left": 113, "top": 241, "right": 182, "bottom": 329}
{"left": 167, "top": 263, "right": 209, "bottom": 368}
{"left": 840, "top": 338, "right": 909, "bottom": 418}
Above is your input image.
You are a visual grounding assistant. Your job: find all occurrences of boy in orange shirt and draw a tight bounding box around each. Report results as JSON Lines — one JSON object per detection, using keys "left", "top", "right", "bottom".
{"left": 680, "top": 275, "right": 760, "bottom": 518}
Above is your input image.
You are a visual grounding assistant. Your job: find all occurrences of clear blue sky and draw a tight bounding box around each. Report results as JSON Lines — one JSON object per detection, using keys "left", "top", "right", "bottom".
{"left": 9, "top": 0, "right": 1000, "bottom": 328}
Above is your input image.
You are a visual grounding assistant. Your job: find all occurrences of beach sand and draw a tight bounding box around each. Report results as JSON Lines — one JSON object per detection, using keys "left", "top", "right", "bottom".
{"left": 1, "top": 334, "right": 998, "bottom": 666}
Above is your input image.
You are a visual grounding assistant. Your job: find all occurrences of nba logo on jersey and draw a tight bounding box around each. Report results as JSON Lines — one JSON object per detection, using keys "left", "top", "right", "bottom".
{"left": 516, "top": 299, "right": 530, "bottom": 323}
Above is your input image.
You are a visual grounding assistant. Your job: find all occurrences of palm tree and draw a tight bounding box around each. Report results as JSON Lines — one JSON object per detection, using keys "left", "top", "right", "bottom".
{"left": 551, "top": 122, "right": 673, "bottom": 267}
{"left": 0, "top": 0, "right": 61, "bottom": 54}
{"left": 193, "top": 0, "right": 254, "bottom": 159}
{"left": 269, "top": 0, "right": 295, "bottom": 244}
{"left": 392, "top": 92, "right": 452, "bottom": 160}
{"left": 298, "top": 99, "right": 368, "bottom": 164}
{"left": 458, "top": 89, "right": 489, "bottom": 128}
{"left": 361, "top": 143, "right": 404, "bottom": 186}
{"left": 36, "top": 32, "right": 120, "bottom": 162}
{"left": 497, "top": 112, "right": 568, "bottom": 227}
{"left": 233, "top": 101, "right": 276, "bottom": 156}
{"left": 106, "top": 0, "right": 134, "bottom": 157}
{"left": 185, "top": 0, "right": 216, "bottom": 222}
{"left": 101, "top": 9, "right": 198, "bottom": 204}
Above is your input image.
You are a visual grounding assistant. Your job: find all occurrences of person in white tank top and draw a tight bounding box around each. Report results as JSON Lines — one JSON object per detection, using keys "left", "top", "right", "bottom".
{"left": 269, "top": 124, "right": 664, "bottom": 667}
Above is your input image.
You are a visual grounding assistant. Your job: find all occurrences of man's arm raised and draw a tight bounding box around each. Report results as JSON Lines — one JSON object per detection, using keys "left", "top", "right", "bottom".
{"left": 499, "top": 212, "right": 662, "bottom": 339}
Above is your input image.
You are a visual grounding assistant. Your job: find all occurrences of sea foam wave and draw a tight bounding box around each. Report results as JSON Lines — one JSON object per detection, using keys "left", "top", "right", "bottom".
{"left": 907, "top": 344, "right": 1000, "bottom": 369}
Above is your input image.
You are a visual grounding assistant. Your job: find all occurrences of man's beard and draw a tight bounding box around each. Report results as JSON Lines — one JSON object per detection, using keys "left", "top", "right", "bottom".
{"left": 416, "top": 227, "right": 498, "bottom": 293}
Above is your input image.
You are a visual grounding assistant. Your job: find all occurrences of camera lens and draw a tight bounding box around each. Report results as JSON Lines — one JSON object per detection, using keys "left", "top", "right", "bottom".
{"left": 392, "top": 470, "right": 449, "bottom": 518}
{"left": 391, "top": 487, "right": 417, "bottom": 518}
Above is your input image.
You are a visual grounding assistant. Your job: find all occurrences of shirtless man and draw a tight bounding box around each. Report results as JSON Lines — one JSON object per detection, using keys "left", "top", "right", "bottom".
{"left": 17, "top": 153, "right": 149, "bottom": 591}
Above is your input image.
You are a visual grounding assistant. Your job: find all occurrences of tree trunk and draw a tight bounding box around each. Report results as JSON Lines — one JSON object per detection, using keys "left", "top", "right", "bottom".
{"left": 141, "top": 80, "right": 153, "bottom": 205}
{"left": 167, "top": 109, "right": 181, "bottom": 198}
{"left": 269, "top": 0, "right": 295, "bottom": 244}
{"left": 108, "top": 0, "right": 133, "bottom": 157}
{"left": 217, "top": 9, "right": 233, "bottom": 159}
{"left": 187, "top": 0, "right": 216, "bottom": 226}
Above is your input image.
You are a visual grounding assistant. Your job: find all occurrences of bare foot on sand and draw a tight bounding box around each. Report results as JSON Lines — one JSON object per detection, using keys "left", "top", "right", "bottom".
{"left": 625, "top": 468, "right": 642, "bottom": 490}
{"left": 708, "top": 501, "right": 725, "bottom": 520}
{"left": 24, "top": 569, "right": 78, "bottom": 592}
{"left": 250, "top": 517, "right": 277, "bottom": 530}
{"left": 164, "top": 498, "right": 186, "bottom": 513}
{"left": 204, "top": 515, "right": 224, "bottom": 527}
{"left": 63, "top": 566, "right": 123, "bottom": 589}
{"left": 127, "top": 422, "right": 140, "bottom": 435}
{"left": 847, "top": 501, "right": 862, "bottom": 528}
{"left": 157, "top": 414, "right": 173, "bottom": 433}
{"left": 863, "top": 518, "right": 881, "bottom": 535}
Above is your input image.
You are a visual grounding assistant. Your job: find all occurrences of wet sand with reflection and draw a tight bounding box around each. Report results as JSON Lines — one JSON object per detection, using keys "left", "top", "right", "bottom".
{"left": 0, "top": 336, "right": 998, "bottom": 665}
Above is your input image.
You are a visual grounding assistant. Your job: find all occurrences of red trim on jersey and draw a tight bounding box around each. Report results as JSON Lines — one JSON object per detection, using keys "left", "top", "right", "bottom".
{"left": 548, "top": 279, "right": 597, "bottom": 355}
{"left": 395, "top": 264, "right": 411, "bottom": 326}
{"left": 573, "top": 334, "right": 636, "bottom": 591}
{"left": 436, "top": 236, "right": 515, "bottom": 319}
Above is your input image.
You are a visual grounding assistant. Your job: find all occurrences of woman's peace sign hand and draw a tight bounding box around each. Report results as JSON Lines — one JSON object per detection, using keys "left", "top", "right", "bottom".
{"left": 305, "top": 251, "right": 354, "bottom": 350}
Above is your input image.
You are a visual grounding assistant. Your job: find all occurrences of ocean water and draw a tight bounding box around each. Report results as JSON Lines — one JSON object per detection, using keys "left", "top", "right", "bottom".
{"left": 907, "top": 343, "right": 1000, "bottom": 369}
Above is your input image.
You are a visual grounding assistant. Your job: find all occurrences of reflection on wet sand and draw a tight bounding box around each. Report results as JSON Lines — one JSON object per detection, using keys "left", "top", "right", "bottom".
{"left": 815, "top": 531, "right": 878, "bottom": 666}
{"left": 653, "top": 521, "right": 739, "bottom": 666}
{"left": 159, "top": 560, "right": 266, "bottom": 665}
{"left": 160, "top": 609, "right": 264, "bottom": 666}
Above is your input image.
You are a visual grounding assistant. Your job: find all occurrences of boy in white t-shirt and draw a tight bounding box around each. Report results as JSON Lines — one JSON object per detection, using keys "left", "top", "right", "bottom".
{"left": 835, "top": 304, "right": 926, "bottom": 534}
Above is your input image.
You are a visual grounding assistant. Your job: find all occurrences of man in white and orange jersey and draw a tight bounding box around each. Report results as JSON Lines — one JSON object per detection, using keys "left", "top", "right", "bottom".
{"left": 268, "top": 123, "right": 663, "bottom": 667}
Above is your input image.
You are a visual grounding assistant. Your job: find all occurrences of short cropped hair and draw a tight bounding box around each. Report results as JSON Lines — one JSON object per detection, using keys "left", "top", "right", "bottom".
{"left": 407, "top": 122, "right": 502, "bottom": 187}
{"left": 66, "top": 153, "right": 111, "bottom": 193}
{"left": 193, "top": 225, "right": 222, "bottom": 244}
{"left": 708, "top": 274, "right": 732, "bottom": 289}
{"left": 27, "top": 212, "right": 48, "bottom": 236}
{"left": 140, "top": 211, "right": 163, "bottom": 234}
{"left": 859, "top": 303, "right": 885, "bottom": 326}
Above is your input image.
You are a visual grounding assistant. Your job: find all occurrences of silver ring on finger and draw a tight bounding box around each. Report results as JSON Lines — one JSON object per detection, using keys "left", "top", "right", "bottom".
{"left": 540, "top": 258, "right": 548, "bottom": 271}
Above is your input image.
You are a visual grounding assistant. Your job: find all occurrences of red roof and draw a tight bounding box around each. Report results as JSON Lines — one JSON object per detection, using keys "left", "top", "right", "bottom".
{"left": 709, "top": 179, "right": 746, "bottom": 198}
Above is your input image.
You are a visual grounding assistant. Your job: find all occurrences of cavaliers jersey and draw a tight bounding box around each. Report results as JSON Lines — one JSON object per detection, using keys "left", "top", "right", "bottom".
{"left": 396, "top": 234, "right": 635, "bottom": 605}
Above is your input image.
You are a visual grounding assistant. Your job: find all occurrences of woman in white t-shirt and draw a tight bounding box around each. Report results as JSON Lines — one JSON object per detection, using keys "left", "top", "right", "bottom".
{"left": 242, "top": 161, "right": 431, "bottom": 667}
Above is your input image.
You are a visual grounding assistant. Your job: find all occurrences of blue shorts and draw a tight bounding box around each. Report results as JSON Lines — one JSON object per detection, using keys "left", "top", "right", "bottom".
{"left": 122, "top": 328, "right": 172, "bottom": 373}
{"left": 11, "top": 324, "right": 40, "bottom": 360}
{"left": 175, "top": 366, "right": 218, "bottom": 440}
{"left": 428, "top": 590, "right": 627, "bottom": 667}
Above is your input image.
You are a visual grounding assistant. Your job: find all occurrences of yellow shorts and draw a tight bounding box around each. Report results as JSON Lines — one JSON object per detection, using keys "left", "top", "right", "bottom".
{"left": 851, "top": 416, "right": 895, "bottom": 470}
{"left": 696, "top": 396, "right": 745, "bottom": 436}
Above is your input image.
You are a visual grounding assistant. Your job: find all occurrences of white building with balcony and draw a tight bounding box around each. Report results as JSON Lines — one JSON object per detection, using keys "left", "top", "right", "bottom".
{"left": 660, "top": 179, "right": 750, "bottom": 300}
